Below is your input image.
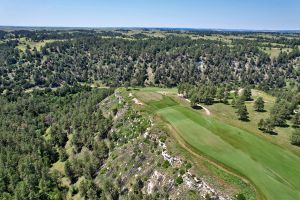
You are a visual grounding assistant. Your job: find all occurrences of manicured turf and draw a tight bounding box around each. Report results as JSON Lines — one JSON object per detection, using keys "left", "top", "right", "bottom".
{"left": 147, "top": 95, "right": 300, "bottom": 200}
{"left": 208, "top": 89, "right": 300, "bottom": 157}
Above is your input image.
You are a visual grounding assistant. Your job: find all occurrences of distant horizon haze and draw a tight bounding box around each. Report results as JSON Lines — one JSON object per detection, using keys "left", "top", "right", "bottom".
{"left": 0, "top": 0, "right": 299, "bottom": 30}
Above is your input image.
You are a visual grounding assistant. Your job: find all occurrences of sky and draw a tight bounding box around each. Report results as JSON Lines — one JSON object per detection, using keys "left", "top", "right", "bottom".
{"left": 0, "top": 0, "right": 300, "bottom": 30}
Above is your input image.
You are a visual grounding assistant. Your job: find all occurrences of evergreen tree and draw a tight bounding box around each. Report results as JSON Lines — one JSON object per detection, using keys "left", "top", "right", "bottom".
{"left": 258, "top": 118, "right": 275, "bottom": 134}
{"left": 234, "top": 89, "right": 238, "bottom": 98}
{"left": 216, "top": 87, "right": 225, "bottom": 102}
{"left": 270, "top": 100, "right": 291, "bottom": 127}
{"left": 241, "top": 86, "right": 252, "bottom": 101}
{"left": 231, "top": 98, "right": 236, "bottom": 107}
{"left": 291, "top": 129, "right": 300, "bottom": 146}
{"left": 291, "top": 113, "right": 300, "bottom": 127}
{"left": 263, "top": 119, "right": 275, "bottom": 134}
{"left": 235, "top": 97, "right": 245, "bottom": 108}
{"left": 190, "top": 94, "right": 198, "bottom": 108}
{"left": 65, "top": 160, "right": 75, "bottom": 183}
{"left": 236, "top": 103, "right": 249, "bottom": 121}
{"left": 258, "top": 119, "right": 265, "bottom": 130}
{"left": 223, "top": 91, "right": 229, "bottom": 104}
{"left": 254, "top": 97, "right": 265, "bottom": 112}
{"left": 235, "top": 193, "right": 246, "bottom": 200}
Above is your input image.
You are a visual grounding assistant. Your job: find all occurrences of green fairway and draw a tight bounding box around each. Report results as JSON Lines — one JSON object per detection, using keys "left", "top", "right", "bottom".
{"left": 146, "top": 95, "right": 300, "bottom": 200}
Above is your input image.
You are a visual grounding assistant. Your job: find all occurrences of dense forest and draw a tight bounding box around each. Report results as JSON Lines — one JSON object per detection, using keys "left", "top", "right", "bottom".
{"left": 1, "top": 29, "right": 299, "bottom": 97}
{"left": 0, "top": 85, "right": 115, "bottom": 199}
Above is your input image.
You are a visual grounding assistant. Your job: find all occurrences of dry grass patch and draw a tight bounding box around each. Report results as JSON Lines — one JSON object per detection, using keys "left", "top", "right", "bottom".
{"left": 135, "top": 91, "right": 163, "bottom": 103}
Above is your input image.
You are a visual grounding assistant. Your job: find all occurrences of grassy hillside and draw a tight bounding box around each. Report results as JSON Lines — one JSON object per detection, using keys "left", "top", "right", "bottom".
{"left": 136, "top": 89, "right": 300, "bottom": 200}
{"left": 207, "top": 90, "right": 300, "bottom": 157}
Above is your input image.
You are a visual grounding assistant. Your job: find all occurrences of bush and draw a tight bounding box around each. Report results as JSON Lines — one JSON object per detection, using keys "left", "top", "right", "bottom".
{"left": 162, "top": 160, "right": 171, "bottom": 169}
{"left": 234, "top": 193, "right": 246, "bottom": 200}
{"left": 179, "top": 168, "right": 185, "bottom": 175}
{"left": 186, "top": 162, "right": 192, "bottom": 170}
{"left": 205, "top": 193, "right": 211, "bottom": 200}
{"left": 175, "top": 176, "right": 183, "bottom": 185}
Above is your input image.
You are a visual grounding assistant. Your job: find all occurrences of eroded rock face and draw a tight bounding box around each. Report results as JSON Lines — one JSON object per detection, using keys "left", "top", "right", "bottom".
{"left": 105, "top": 93, "right": 233, "bottom": 199}
{"left": 144, "top": 132, "right": 231, "bottom": 200}
{"left": 145, "top": 169, "right": 231, "bottom": 200}
{"left": 147, "top": 170, "right": 167, "bottom": 194}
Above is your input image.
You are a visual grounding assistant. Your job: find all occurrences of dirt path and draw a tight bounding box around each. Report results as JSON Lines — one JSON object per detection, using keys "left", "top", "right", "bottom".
{"left": 197, "top": 103, "right": 211, "bottom": 116}
{"left": 180, "top": 95, "right": 211, "bottom": 116}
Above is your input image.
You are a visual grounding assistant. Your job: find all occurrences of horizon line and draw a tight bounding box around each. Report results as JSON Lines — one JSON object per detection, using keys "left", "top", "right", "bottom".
{"left": 1, "top": 25, "right": 300, "bottom": 33}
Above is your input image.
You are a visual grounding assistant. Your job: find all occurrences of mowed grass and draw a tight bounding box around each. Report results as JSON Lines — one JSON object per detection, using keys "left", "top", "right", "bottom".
{"left": 145, "top": 94, "right": 300, "bottom": 200}
{"left": 208, "top": 89, "right": 300, "bottom": 156}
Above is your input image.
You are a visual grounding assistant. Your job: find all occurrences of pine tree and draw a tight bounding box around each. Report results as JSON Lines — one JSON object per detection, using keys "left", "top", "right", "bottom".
{"left": 236, "top": 103, "right": 249, "bottom": 121}
{"left": 235, "top": 97, "right": 245, "bottom": 108}
{"left": 223, "top": 91, "right": 229, "bottom": 104}
{"left": 241, "top": 86, "right": 252, "bottom": 101}
{"left": 190, "top": 94, "right": 198, "bottom": 108}
{"left": 231, "top": 98, "right": 236, "bottom": 107}
{"left": 64, "top": 160, "right": 75, "bottom": 183}
{"left": 291, "top": 113, "right": 300, "bottom": 127}
{"left": 258, "top": 119, "right": 265, "bottom": 130}
{"left": 254, "top": 97, "right": 264, "bottom": 112}
{"left": 270, "top": 100, "right": 290, "bottom": 127}
{"left": 216, "top": 87, "right": 225, "bottom": 102}
{"left": 235, "top": 193, "right": 246, "bottom": 200}
{"left": 291, "top": 129, "right": 300, "bottom": 146}
{"left": 263, "top": 119, "right": 275, "bottom": 134}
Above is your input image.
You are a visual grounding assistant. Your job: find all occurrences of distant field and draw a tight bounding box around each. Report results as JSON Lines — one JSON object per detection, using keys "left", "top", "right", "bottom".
{"left": 262, "top": 47, "right": 292, "bottom": 58}
{"left": 137, "top": 89, "right": 300, "bottom": 200}
{"left": 16, "top": 37, "right": 57, "bottom": 52}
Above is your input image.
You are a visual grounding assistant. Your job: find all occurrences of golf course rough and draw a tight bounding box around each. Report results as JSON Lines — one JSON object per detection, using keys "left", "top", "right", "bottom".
{"left": 148, "top": 95, "right": 300, "bottom": 200}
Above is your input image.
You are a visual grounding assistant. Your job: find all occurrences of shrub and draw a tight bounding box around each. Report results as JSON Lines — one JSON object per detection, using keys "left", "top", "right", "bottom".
{"left": 175, "top": 176, "right": 183, "bottom": 185}
{"left": 162, "top": 160, "right": 171, "bottom": 169}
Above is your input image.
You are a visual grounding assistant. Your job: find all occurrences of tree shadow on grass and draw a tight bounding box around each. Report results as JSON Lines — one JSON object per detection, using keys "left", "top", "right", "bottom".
{"left": 239, "top": 118, "right": 250, "bottom": 122}
{"left": 291, "top": 143, "right": 300, "bottom": 147}
{"left": 258, "top": 128, "right": 278, "bottom": 135}
{"left": 277, "top": 124, "right": 290, "bottom": 128}
{"left": 191, "top": 105, "right": 203, "bottom": 110}
{"left": 267, "top": 131, "right": 278, "bottom": 135}
{"left": 255, "top": 110, "right": 267, "bottom": 113}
